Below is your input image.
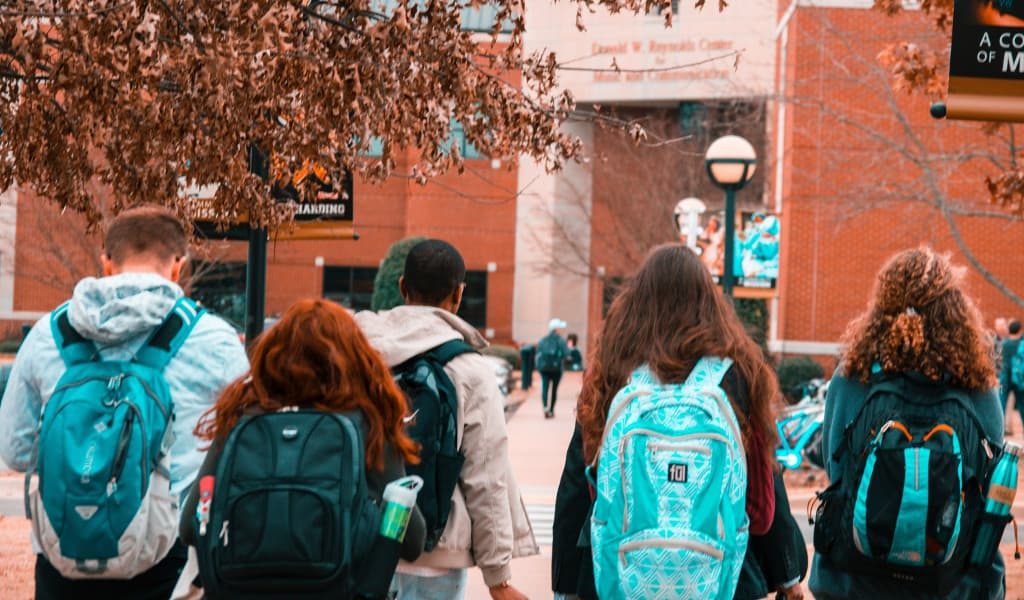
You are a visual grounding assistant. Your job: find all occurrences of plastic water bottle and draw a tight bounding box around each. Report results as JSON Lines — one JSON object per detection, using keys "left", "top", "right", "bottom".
{"left": 380, "top": 475, "right": 424, "bottom": 542}
{"left": 970, "top": 441, "right": 1021, "bottom": 567}
{"left": 354, "top": 475, "right": 424, "bottom": 599}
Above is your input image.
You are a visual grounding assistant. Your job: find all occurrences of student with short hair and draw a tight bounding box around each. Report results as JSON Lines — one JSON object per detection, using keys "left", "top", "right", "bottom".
{"left": 0, "top": 205, "right": 248, "bottom": 599}
{"left": 356, "top": 239, "right": 537, "bottom": 600}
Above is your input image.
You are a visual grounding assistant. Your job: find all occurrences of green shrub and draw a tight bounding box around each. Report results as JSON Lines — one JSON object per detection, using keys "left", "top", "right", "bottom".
{"left": 371, "top": 236, "right": 427, "bottom": 311}
{"left": 481, "top": 344, "right": 521, "bottom": 369}
{"left": 735, "top": 298, "right": 768, "bottom": 353}
{"left": 0, "top": 337, "right": 21, "bottom": 354}
{"left": 776, "top": 356, "right": 825, "bottom": 400}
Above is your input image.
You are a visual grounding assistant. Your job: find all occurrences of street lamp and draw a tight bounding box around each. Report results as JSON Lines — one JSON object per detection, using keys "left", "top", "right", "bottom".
{"left": 705, "top": 135, "right": 757, "bottom": 298}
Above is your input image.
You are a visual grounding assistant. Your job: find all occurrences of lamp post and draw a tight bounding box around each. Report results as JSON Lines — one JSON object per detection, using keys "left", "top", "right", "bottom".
{"left": 704, "top": 135, "right": 757, "bottom": 298}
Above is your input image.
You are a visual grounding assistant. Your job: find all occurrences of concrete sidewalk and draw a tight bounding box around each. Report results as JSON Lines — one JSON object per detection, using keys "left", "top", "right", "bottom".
{"left": 465, "top": 372, "right": 582, "bottom": 599}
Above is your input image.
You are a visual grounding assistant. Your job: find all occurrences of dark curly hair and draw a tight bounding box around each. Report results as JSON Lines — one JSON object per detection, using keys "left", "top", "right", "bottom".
{"left": 841, "top": 247, "right": 996, "bottom": 391}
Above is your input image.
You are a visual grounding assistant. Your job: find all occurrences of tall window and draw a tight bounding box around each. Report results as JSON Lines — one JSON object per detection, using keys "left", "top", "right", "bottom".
{"left": 457, "top": 271, "right": 487, "bottom": 329}
{"left": 189, "top": 261, "right": 247, "bottom": 331}
{"left": 323, "top": 266, "right": 378, "bottom": 311}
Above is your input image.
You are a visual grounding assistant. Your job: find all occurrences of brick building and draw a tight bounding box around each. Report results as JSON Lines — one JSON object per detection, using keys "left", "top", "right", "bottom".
{"left": 2, "top": 1, "right": 1022, "bottom": 361}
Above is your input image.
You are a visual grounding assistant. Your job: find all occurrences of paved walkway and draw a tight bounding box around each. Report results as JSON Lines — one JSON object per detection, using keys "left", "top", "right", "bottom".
{"left": 465, "top": 372, "right": 582, "bottom": 599}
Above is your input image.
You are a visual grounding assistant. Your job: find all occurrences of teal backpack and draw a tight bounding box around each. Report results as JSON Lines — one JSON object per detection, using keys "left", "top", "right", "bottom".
{"left": 27, "top": 298, "right": 202, "bottom": 579}
{"left": 590, "top": 357, "right": 748, "bottom": 600}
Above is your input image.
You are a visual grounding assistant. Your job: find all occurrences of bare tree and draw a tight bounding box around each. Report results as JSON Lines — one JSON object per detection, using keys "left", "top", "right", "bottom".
{"left": 785, "top": 10, "right": 1024, "bottom": 306}
{"left": 530, "top": 102, "right": 770, "bottom": 280}
{"left": 0, "top": 0, "right": 717, "bottom": 228}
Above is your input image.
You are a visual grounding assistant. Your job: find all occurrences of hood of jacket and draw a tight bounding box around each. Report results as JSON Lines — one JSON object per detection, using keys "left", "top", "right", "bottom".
{"left": 67, "top": 272, "right": 184, "bottom": 346}
{"left": 354, "top": 305, "right": 487, "bottom": 367}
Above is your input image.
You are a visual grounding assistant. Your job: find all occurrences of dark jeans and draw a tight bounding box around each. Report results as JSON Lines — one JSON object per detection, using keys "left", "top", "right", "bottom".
{"left": 35, "top": 541, "right": 188, "bottom": 600}
{"left": 541, "top": 370, "right": 563, "bottom": 414}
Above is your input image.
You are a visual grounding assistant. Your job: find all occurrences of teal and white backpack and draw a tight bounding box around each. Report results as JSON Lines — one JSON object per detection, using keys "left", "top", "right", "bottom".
{"left": 591, "top": 357, "right": 748, "bottom": 600}
{"left": 26, "top": 298, "right": 202, "bottom": 579}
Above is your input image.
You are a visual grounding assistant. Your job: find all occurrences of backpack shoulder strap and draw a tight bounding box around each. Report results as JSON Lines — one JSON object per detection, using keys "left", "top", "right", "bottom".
{"left": 50, "top": 302, "right": 98, "bottom": 367}
{"left": 427, "top": 339, "right": 478, "bottom": 366}
{"left": 682, "top": 356, "right": 734, "bottom": 390}
{"left": 134, "top": 297, "right": 206, "bottom": 370}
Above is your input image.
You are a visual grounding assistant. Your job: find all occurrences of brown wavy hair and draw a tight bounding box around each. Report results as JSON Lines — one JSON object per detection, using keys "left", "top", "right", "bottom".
{"left": 841, "top": 247, "right": 996, "bottom": 390}
{"left": 195, "top": 299, "right": 419, "bottom": 469}
{"left": 577, "top": 244, "right": 780, "bottom": 464}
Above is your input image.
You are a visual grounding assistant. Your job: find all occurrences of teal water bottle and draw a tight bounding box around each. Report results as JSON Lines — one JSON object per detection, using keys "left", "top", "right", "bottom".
{"left": 971, "top": 441, "right": 1021, "bottom": 567}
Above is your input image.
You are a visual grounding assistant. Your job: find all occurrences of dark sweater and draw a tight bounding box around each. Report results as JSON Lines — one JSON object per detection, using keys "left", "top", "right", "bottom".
{"left": 180, "top": 436, "right": 426, "bottom": 563}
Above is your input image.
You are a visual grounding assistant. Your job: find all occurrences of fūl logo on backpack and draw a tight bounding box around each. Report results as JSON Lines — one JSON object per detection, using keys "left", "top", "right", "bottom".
{"left": 668, "top": 463, "right": 688, "bottom": 483}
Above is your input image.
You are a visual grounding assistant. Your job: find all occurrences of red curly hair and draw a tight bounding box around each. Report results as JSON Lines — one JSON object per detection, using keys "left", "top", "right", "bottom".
{"left": 842, "top": 247, "right": 996, "bottom": 391}
{"left": 195, "top": 299, "right": 419, "bottom": 469}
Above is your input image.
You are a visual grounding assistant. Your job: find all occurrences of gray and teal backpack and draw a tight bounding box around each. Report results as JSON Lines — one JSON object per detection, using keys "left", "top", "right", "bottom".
{"left": 591, "top": 357, "right": 748, "bottom": 600}
{"left": 812, "top": 373, "right": 996, "bottom": 593}
{"left": 27, "top": 297, "right": 202, "bottom": 578}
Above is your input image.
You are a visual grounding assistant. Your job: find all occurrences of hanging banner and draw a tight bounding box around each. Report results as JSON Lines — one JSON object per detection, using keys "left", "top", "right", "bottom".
{"left": 945, "top": 0, "right": 1024, "bottom": 121}
{"left": 189, "top": 165, "right": 356, "bottom": 241}
{"left": 683, "top": 210, "right": 780, "bottom": 293}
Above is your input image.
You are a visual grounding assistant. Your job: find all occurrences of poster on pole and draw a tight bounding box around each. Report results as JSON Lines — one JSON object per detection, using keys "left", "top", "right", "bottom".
{"left": 945, "top": 0, "right": 1024, "bottom": 121}
{"left": 188, "top": 165, "right": 355, "bottom": 241}
{"left": 679, "top": 210, "right": 780, "bottom": 290}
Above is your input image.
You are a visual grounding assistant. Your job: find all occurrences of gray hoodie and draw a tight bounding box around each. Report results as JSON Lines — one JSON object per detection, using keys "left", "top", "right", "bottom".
{"left": 0, "top": 273, "right": 249, "bottom": 504}
{"left": 355, "top": 305, "right": 538, "bottom": 587}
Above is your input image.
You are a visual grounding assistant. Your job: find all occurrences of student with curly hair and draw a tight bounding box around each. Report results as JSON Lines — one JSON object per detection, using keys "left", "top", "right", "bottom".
{"left": 810, "top": 247, "right": 1004, "bottom": 600}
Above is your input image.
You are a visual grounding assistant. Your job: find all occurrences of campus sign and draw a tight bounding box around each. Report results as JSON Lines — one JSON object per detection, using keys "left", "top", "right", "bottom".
{"left": 523, "top": 0, "right": 775, "bottom": 103}
{"left": 945, "top": 0, "right": 1024, "bottom": 120}
{"left": 188, "top": 165, "right": 355, "bottom": 241}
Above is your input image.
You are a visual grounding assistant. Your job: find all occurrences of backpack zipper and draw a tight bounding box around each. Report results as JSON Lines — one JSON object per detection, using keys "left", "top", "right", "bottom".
{"left": 219, "top": 520, "right": 230, "bottom": 547}
{"left": 107, "top": 408, "right": 135, "bottom": 497}
{"left": 618, "top": 537, "right": 724, "bottom": 567}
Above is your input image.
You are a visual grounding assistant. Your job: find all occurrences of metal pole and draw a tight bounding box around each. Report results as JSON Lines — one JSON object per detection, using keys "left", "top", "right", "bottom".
{"left": 244, "top": 145, "right": 268, "bottom": 346}
{"left": 722, "top": 188, "right": 736, "bottom": 298}
{"left": 245, "top": 226, "right": 267, "bottom": 345}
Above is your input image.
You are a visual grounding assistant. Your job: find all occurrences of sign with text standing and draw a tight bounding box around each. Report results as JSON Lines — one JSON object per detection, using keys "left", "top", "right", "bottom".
{"left": 946, "top": 0, "right": 1024, "bottom": 120}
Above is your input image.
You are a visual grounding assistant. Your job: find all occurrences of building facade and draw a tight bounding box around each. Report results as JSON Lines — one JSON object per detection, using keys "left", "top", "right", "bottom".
{"left": 2, "top": 1, "right": 1023, "bottom": 361}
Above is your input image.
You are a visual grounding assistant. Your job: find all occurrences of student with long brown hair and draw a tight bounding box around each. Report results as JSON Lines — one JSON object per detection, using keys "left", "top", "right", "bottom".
{"left": 809, "top": 247, "right": 1004, "bottom": 600}
{"left": 180, "top": 299, "right": 425, "bottom": 598}
{"left": 552, "top": 244, "right": 783, "bottom": 600}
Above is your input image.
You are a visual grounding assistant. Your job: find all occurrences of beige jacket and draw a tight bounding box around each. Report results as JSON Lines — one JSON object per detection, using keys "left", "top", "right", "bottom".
{"left": 355, "top": 305, "right": 538, "bottom": 587}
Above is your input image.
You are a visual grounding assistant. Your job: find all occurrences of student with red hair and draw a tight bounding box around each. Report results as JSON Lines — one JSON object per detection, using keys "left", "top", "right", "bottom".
{"left": 180, "top": 299, "right": 425, "bottom": 597}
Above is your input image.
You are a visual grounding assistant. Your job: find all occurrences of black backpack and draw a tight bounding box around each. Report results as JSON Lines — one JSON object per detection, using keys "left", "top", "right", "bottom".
{"left": 812, "top": 374, "right": 997, "bottom": 593}
{"left": 195, "top": 410, "right": 381, "bottom": 599}
{"left": 393, "top": 340, "right": 477, "bottom": 551}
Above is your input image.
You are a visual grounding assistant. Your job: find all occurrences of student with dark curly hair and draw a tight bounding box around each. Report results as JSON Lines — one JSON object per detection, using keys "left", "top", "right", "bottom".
{"left": 810, "top": 247, "right": 1004, "bottom": 600}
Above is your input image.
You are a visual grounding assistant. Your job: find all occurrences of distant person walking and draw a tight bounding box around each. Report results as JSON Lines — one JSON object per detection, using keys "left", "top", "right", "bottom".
{"left": 356, "top": 239, "right": 536, "bottom": 600}
{"left": 809, "top": 247, "right": 1004, "bottom": 600}
{"left": 537, "top": 319, "right": 570, "bottom": 419}
{"left": 0, "top": 206, "right": 248, "bottom": 600}
{"left": 1001, "top": 319, "right": 1023, "bottom": 430}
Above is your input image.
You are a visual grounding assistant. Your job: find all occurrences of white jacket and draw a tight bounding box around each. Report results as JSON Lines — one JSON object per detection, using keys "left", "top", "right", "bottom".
{"left": 355, "top": 305, "right": 538, "bottom": 587}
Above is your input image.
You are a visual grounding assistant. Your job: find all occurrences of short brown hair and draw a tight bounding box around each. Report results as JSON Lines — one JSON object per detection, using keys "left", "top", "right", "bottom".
{"left": 104, "top": 205, "right": 187, "bottom": 265}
